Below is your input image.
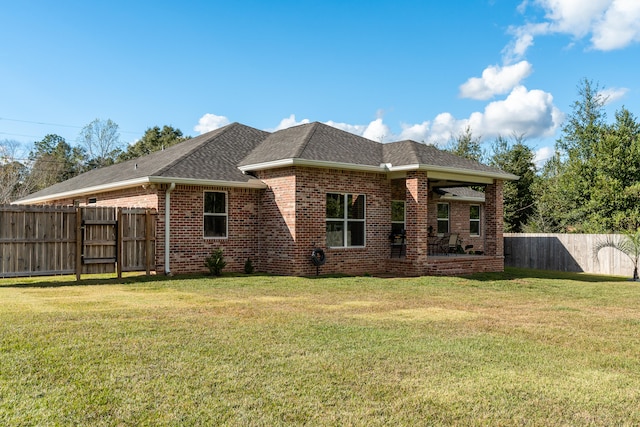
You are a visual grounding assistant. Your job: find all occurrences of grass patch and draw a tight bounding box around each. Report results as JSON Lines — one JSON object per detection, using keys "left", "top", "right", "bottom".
{"left": 1, "top": 269, "right": 639, "bottom": 425}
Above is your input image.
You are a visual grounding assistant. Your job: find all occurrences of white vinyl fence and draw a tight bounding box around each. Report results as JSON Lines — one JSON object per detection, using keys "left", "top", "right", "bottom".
{"left": 504, "top": 233, "right": 635, "bottom": 277}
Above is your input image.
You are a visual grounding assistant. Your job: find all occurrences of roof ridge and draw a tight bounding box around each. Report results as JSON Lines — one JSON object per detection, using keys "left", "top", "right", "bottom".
{"left": 407, "top": 140, "right": 420, "bottom": 163}
{"left": 155, "top": 123, "right": 237, "bottom": 176}
{"left": 294, "top": 122, "right": 320, "bottom": 158}
{"left": 394, "top": 139, "right": 422, "bottom": 164}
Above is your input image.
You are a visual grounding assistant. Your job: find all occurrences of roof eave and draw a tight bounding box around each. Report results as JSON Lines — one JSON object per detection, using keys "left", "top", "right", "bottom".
{"left": 436, "top": 195, "right": 486, "bottom": 203}
{"left": 148, "top": 176, "right": 267, "bottom": 189}
{"left": 13, "top": 176, "right": 267, "bottom": 205}
{"left": 238, "top": 158, "right": 387, "bottom": 173}
{"left": 13, "top": 177, "right": 153, "bottom": 205}
{"left": 239, "top": 159, "right": 518, "bottom": 182}
{"left": 389, "top": 164, "right": 519, "bottom": 181}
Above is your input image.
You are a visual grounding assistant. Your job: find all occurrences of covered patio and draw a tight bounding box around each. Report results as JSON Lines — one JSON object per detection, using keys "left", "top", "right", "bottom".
{"left": 385, "top": 171, "right": 506, "bottom": 276}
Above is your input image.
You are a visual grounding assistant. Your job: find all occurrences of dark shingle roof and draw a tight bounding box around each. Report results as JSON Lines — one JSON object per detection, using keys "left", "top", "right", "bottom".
{"left": 436, "top": 187, "right": 485, "bottom": 200}
{"left": 238, "top": 122, "right": 383, "bottom": 167}
{"left": 383, "top": 140, "right": 512, "bottom": 177}
{"left": 158, "top": 123, "right": 268, "bottom": 180}
{"left": 382, "top": 140, "right": 420, "bottom": 165}
{"left": 16, "top": 120, "right": 516, "bottom": 204}
{"left": 16, "top": 123, "right": 267, "bottom": 202}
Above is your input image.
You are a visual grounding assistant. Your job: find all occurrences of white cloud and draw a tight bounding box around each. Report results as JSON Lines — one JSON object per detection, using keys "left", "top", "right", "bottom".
{"left": 265, "top": 92, "right": 561, "bottom": 149}
{"left": 194, "top": 113, "right": 230, "bottom": 134}
{"left": 362, "top": 118, "right": 391, "bottom": 142}
{"left": 324, "top": 120, "right": 366, "bottom": 135}
{"left": 272, "top": 114, "right": 310, "bottom": 131}
{"left": 324, "top": 118, "right": 392, "bottom": 142}
{"left": 459, "top": 61, "right": 533, "bottom": 100}
{"left": 503, "top": 23, "right": 548, "bottom": 63}
{"left": 418, "top": 86, "right": 562, "bottom": 145}
{"left": 507, "top": 0, "right": 640, "bottom": 60}
{"left": 592, "top": 0, "right": 640, "bottom": 50}
{"left": 538, "top": 0, "right": 610, "bottom": 36}
{"left": 598, "top": 87, "right": 629, "bottom": 105}
{"left": 398, "top": 87, "right": 561, "bottom": 145}
{"left": 398, "top": 121, "right": 430, "bottom": 142}
{"left": 476, "top": 85, "right": 563, "bottom": 138}
{"left": 425, "top": 113, "right": 468, "bottom": 145}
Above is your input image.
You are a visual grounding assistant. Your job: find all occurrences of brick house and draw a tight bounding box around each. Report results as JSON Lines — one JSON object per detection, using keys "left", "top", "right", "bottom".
{"left": 16, "top": 122, "right": 517, "bottom": 276}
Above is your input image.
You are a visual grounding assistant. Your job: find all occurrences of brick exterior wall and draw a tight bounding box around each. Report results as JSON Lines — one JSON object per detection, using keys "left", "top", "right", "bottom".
{"left": 36, "top": 173, "right": 506, "bottom": 277}
{"left": 258, "top": 166, "right": 391, "bottom": 276}
{"left": 425, "top": 256, "right": 505, "bottom": 276}
{"left": 296, "top": 167, "right": 391, "bottom": 276}
{"left": 255, "top": 168, "right": 298, "bottom": 275}
{"left": 404, "top": 172, "right": 429, "bottom": 274}
{"left": 155, "top": 184, "right": 261, "bottom": 275}
{"left": 483, "top": 182, "right": 504, "bottom": 258}
{"left": 391, "top": 178, "right": 488, "bottom": 256}
{"left": 428, "top": 199, "right": 486, "bottom": 254}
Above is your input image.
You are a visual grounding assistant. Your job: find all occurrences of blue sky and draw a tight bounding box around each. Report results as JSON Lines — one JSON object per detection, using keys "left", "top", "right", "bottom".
{"left": 2, "top": 0, "right": 639, "bottom": 165}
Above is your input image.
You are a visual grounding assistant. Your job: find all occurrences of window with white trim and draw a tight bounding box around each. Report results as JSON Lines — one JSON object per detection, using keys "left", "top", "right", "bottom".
{"left": 204, "top": 191, "right": 227, "bottom": 238}
{"left": 326, "top": 193, "right": 366, "bottom": 247}
{"left": 470, "top": 205, "right": 481, "bottom": 236}
{"left": 391, "top": 200, "right": 405, "bottom": 234}
{"left": 437, "top": 203, "right": 449, "bottom": 235}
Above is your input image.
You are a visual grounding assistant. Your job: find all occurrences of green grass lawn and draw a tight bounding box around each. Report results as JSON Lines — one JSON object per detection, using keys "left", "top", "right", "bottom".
{"left": 1, "top": 269, "right": 639, "bottom": 426}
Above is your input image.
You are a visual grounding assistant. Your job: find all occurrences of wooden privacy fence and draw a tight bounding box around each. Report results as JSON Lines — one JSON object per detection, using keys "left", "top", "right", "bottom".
{"left": 0, "top": 205, "right": 156, "bottom": 280}
{"left": 504, "top": 233, "right": 635, "bottom": 277}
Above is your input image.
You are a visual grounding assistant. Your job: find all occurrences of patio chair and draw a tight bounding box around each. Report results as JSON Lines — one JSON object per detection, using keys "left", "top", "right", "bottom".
{"left": 447, "top": 234, "right": 460, "bottom": 253}
{"left": 389, "top": 230, "right": 406, "bottom": 258}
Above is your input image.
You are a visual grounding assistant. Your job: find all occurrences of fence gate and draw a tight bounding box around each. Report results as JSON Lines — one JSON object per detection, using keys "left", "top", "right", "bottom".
{"left": 78, "top": 207, "right": 118, "bottom": 276}
{"left": 77, "top": 207, "right": 157, "bottom": 279}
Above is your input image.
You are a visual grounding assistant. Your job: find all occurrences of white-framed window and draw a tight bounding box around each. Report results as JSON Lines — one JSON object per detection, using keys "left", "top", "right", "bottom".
{"left": 470, "top": 205, "right": 481, "bottom": 236}
{"left": 326, "top": 193, "right": 366, "bottom": 247}
{"left": 391, "top": 200, "right": 405, "bottom": 235}
{"left": 204, "top": 191, "right": 227, "bottom": 238}
{"left": 437, "top": 203, "right": 449, "bottom": 235}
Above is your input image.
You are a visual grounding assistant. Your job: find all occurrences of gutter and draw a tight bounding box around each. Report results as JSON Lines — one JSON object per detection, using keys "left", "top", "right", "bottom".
{"left": 238, "top": 159, "right": 519, "bottom": 181}
{"left": 436, "top": 195, "right": 486, "bottom": 203}
{"left": 13, "top": 176, "right": 267, "bottom": 205}
{"left": 237, "top": 158, "right": 385, "bottom": 174}
{"left": 388, "top": 163, "right": 520, "bottom": 181}
{"left": 164, "top": 182, "right": 176, "bottom": 276}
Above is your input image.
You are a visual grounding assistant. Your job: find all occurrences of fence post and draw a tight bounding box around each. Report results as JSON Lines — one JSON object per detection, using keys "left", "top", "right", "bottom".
{"left": 145, "top": 209, "right": 152, "bottom": 276}
{"left": 117, "top": 208, "right": 123, "bottom": 279}
{"left": 75, "top": 207, "right": 82, "bottom": 281}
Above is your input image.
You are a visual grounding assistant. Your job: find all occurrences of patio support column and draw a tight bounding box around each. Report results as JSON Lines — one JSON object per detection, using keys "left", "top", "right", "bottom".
{"left": 405, "top": 171, "right": 429, "bottom": 270}
{"left": 484, "top": 180, "right": 504, "bottom": 257}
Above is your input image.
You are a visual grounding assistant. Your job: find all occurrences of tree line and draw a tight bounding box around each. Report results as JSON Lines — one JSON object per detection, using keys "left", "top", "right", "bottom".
{"left": 3, "top": 78, "right": 639, "bottom": 234}
{"left": 0, "top": 121, "right": 188, "bottom": 203}
{"left": 447, "top": 78, "right": 639, "bottom": 234}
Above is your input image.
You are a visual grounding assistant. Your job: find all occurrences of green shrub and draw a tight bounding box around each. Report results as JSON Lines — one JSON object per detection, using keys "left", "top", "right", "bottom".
{"left": 204, "top": 249, "right": 226, "bottom": 276}
{"left": 244, "top": 258, "right": 255, "bottom": 274}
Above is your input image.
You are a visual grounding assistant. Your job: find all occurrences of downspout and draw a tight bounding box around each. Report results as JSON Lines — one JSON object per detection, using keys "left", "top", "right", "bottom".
{"left": 164, "top": 182, "right": 176, "bottom": 275}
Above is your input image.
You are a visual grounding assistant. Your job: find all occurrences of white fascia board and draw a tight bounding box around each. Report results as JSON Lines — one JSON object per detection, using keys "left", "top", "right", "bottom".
{"left": 437, "top": 195, "right": 486, "bottom": 203}
{"left": 14, "top": 176, "right": 267, "bottom": 205}
{"left": 237, "top": 158, "right": 295, "bottom": 172}
{"left": 238, "top": 158, "right": 386, "bottom": 173}
{"left": 13, "top": 177, "right": 152, "bottom": 205}
{"left": 389, "top": 164, "right": 519, "bottom": 181}
{"left": 429, "top": 172, "right": 495, "bottom": 185}
{"left": 238, "top": 158, "right": 518, "bottom": 182}
{"left": 147, "top": 176, "right": 267, "bottom": 189}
